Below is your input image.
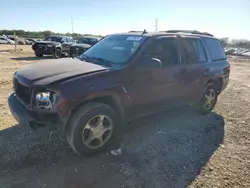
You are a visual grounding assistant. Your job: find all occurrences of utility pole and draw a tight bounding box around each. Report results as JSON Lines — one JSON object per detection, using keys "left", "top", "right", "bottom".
{"left": 14, "top": 32, "right": 16, "bottom": 51}
{"left": 71, "top": 16, "right": 74, "bottom": 34}
{"left": 155, "top": 19, "right": 158, "bottom": 32}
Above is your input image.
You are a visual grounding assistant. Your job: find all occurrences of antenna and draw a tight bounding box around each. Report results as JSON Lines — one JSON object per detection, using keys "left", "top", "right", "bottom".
{"left": 142, "top": 29, "right": 147, "bottom": 35}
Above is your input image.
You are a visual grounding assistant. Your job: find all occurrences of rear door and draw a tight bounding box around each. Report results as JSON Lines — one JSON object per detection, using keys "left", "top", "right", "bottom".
{"left": 203, "top": 38, "right": 230, "bottom": 91}
{"left": 179, "top": 36, "right": 208, "bottom": 102}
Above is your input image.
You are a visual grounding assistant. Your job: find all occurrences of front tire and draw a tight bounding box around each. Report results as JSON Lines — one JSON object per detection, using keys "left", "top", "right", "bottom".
{"left": 196, "top": 84, "right": 218, "bottom": 115}
{"left": 66, "top": 102, "right": 120, "bottom": 156}
{"left": 53, "top": 48, "right": 62, "bottom": 58}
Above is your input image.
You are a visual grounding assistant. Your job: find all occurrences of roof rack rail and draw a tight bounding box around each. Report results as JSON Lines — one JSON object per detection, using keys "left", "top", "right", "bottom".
{"left": 128, "top": 31, "right": 143, "bottom": 32}
{"left": 159, "top": 30, "right": 214, "bottom": 37}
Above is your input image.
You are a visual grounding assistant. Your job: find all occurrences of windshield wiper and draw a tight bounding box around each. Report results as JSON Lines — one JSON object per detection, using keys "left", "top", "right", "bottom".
{"left": 79, "top": 54, "right": 92, "bottom": 61}
{"left": 91, "top": 57, "right": 114, "bottom": 66}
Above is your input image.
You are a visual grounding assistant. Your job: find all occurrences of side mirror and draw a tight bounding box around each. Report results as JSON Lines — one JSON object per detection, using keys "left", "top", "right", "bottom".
{"left": 144, "top": 58, "right": 162, "bottom": 68}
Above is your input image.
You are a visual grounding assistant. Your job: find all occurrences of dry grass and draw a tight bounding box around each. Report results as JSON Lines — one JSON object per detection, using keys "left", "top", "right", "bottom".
{"left": 0, "top": 45, "right": 35, "bottom": 130}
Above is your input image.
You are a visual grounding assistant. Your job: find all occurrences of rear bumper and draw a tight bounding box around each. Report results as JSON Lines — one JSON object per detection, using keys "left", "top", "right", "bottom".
{"left": 221, "top": 76, "right": 229, "bottom": 92}
{"left": 8, "top": 93, "right": 62, "bottom": 130}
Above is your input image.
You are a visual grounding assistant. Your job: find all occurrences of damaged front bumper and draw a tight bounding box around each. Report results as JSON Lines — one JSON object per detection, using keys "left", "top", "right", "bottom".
{"left": 8, "top": 93, "right": 63, "bottom": 131}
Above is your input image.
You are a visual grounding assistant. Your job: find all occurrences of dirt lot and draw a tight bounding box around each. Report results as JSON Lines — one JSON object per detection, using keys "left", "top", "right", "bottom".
{"left": 0, "top": 45, "right": 249, "bottom": 188}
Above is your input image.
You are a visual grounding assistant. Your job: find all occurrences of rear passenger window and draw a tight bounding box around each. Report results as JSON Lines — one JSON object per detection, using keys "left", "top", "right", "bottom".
{"left": 193, "top": 40, "right": 207, "bottom": 62}
{"left": 181, "top": 38, "right": 207, "bottom": 64}
{"left": 204, "top": 38, "right": 226, "bottom": 61}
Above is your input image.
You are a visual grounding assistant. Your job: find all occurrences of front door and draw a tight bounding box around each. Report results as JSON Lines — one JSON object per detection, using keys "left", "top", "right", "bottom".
{"left": 124, "top": 36, "right": 185, "bottom": 116}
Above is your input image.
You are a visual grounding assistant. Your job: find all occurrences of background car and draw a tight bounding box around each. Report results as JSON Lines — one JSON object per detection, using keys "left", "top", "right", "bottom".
{"left": 69, "top": 36, "right": 101, "bottom": 57}
{"left": 7, "top": 35, "right": 26, "bottom": 45}
{"left": 0, "top": 36, "right": 15, "bottom": 44}
{"left": 32, "top": 35, "right": 74, "bottom": 58}
{"left": 25, "top": 39, "right": 33, "bottom": 45}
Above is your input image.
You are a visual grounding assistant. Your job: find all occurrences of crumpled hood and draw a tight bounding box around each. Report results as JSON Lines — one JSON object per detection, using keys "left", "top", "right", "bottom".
{"left": 16, "top": 58, "right": 108, "bottom": 86}
{"left": 70, "top": 43, "right": 91, "bottom": 49}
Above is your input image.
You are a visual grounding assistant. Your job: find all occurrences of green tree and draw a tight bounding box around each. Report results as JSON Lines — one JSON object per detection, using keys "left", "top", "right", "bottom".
{"left": 219, "top": 37, "right": 229, "bottom": 47}
{"left": 0, "top": 29, "right": 103, "bottom": 39}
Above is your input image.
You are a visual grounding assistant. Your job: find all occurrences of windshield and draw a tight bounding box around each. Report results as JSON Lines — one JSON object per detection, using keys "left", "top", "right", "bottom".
{"left": 81, "top": 35, "right": 147, "bottom": 65}
{"left": 77, "top": 37, "right": 98, "bottom": 45}
{"left": 44, "top": 36, "right": 62, "bottom": 42}
{"left": 78, "top": 38, "right": 89, "bottom": 43}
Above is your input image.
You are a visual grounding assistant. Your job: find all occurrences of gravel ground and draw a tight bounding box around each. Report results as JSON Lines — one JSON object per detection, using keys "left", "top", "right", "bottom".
{"left": 0, "top": 46, "right": 249, "bottom": 188}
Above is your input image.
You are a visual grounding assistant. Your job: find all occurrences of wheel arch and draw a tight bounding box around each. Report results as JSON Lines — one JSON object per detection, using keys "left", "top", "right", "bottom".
{"left": 54, "top": 45, "right": 62, "bottom": 50}
{"left": 62, "top": 94, "right": 125, "bottom": 138}
{"left": 205, "top": 77, "right": 223, "bottom": 94}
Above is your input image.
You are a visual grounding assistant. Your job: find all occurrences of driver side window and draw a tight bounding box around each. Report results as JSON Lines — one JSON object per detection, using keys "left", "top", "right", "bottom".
{"left": 144, "top": 38, "right": 179, "bottom": 67}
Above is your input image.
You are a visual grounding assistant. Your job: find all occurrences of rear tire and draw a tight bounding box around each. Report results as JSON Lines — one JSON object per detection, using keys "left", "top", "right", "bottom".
{"left": 35, "top": 52, "right": 43, "bottom": 57}
{"left": 66, "top": 102, "right": 121, "bottom": 156}
{"left": 195, "top": 84, "right": 218, "bottom": 115}
{"left": 53, "top": 48, "right": 62, "bottom": 58}
{"left": 69, "top": 50, "right": 73, "bottom": 57}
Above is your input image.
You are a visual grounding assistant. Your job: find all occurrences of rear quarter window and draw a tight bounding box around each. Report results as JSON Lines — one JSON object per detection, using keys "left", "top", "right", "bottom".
{"left": 204, "top": 38, "right": 226, "bottom": 61}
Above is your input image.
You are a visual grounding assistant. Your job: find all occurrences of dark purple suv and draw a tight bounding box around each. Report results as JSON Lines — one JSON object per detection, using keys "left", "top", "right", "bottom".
{"left": 8, "top": 30, "right": 230, "bottom": 156}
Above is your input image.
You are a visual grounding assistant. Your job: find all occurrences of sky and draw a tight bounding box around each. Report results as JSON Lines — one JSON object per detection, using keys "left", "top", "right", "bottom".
{"left": 0, "top": 0, "right": 250, "bottom": 40}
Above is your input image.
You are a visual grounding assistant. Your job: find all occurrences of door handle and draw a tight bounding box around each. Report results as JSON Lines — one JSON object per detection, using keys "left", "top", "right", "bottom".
{"left": 180, "top": 69, "right": 187, "bottom": 84}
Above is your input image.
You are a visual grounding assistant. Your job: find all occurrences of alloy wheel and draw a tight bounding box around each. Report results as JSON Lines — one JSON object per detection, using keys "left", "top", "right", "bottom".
{"left": 203, "top": 88, "right": 216, "bottom": 110}
{"left": 82, "top": 115, "right": 113, "bottom": 149}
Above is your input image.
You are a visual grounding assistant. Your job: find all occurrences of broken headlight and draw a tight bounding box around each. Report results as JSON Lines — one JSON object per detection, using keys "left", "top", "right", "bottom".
{"left": 35, "top": 91, "right": 56, "bottom": 111}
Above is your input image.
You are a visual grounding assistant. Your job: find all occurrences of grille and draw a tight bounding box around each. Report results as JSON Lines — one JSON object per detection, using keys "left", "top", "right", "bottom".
{"left": 34, "top": 43, "right": 47, "bottom": 51}
{"left": 14, "top": 78, "right": 31, "bottom": 104}
{"left": 70, "top": 47, "right": 86, "bottom": 56}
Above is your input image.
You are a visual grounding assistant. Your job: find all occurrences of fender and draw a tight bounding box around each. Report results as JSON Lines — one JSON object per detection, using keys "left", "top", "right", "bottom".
{"left": 84, "top": 91, "right": 125, "bottom": 119}
{"left": 60, "top": 89, "right": 126, "bottom": 138}
{"left": 53, "top": 44, "right": 62, "bottom": 50}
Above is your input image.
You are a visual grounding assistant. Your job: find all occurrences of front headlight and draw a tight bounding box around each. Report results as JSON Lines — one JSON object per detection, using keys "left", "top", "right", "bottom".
{"left": 35, "top": 91, "right": 56, "bottom": 111}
